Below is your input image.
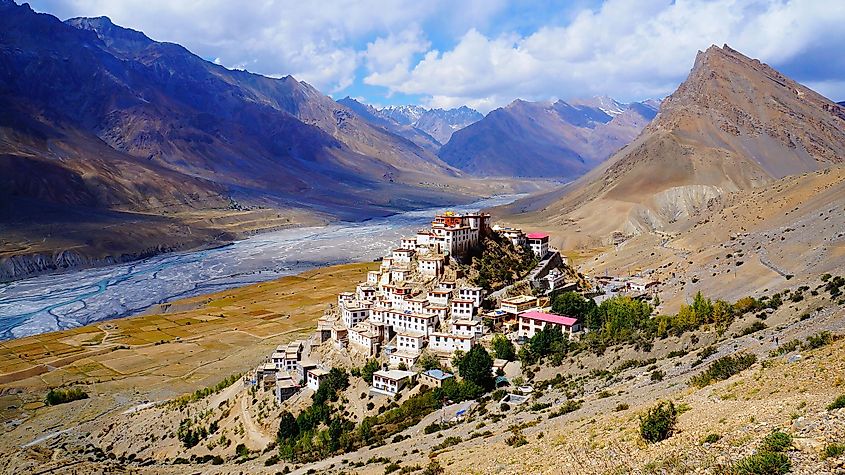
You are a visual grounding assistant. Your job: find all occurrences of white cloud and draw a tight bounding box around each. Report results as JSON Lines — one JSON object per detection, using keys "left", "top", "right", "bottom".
{"left": 27, "top": 0, "right": 845, "bottom": 110}
{"left": 366, "top": 0, "right": 845, "bottom": 112}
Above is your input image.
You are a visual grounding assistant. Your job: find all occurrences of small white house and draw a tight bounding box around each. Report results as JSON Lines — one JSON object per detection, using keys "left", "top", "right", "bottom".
{"left": 451, "top": 298, "right": 475, "bottom": 320}
{"left": 458, "top": 286, "right": 484, "bottom": 307}
{"left": 428, "top": 332, "right": 474, "bottom": 353}
{"left": 388, "top": 351, "right": 419, "bottom": 369}
{"left": 517, "top": 311, "right": 582, "bottom": 339}
{"left": 341, "top": 301, "right": 371, "bottom": 328}
{"left": 418, "top": 255, "right": 444, "bottom": 277}
{"left": 372, "top": 369, "right": 416, "bottom": 396}
{"left": 452, "top": 319, "right": 484, "bottom": 337}
{"left": 427, "top": 289, "right": 452, "bottom": 307}
{"left": 306, "top": 367, "right": 329, "bottom": 391}
{"left": 526, "top": 232, "right": 550, "bottom": 258}
{"left": 396, "top": 331, "right": 425, "bottom": 354}
{"left": 391, "top": 248, "right": 414, "bottom": 264}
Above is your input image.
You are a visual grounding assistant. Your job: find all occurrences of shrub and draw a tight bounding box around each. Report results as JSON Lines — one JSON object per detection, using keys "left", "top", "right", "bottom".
{"left": 737, "top": 321, "right": 767, "bottom": 337}
{"left": 615, "top": 403, "right": 629, "bottom": 412}
{"left": 45, "top": 387, "right": 89, "bottom": 406}
{"left": 702, "top": 433, "right": 721, "bottom": 444}
{"left": 265, "top": 454, "right": 279, "bottom": 466}
{"left": 760, "top": 431, "right": 792, "bottom": 453}
{"left": 822, "top": 443, "right": 845, "bottom": 460}
{"left": 639, "top": 401, "right": 677, "bottom": 443}
{"left": 505, "top": 431, "right": 528, "bottom": 447}
{"left": 733, "top": 451, "right": 790, "bottom": 475}
{"left": 384, "top": 463, "right": 401, "bottom": 474}
{"left": 423, "top": 422, "right": 443, "bottom": 434}
{"left": 491, "top": 334, "right": 516, "bottom": 361}
{"left": 689, "top": 354, "right": 757, "bottom": 388}
{"left": 650, "top": 370, "right": 665, "bottom": 382}
{"left": 500, "top": 402, "right": 511, "bottom": 412}
{"left": 548, "top": 400, "right": 582, "bottom": 418}
{"left": 432, "top": 436, "right": 461, "bottom": 451}
{"left": 422, "top": 460, "right": 445, "bottom": 475}
{"left": 803, "top": 331, "right": 836, "bottom": 350}
{"left": 827, "top": 394, "right": 845, "bottom": 411}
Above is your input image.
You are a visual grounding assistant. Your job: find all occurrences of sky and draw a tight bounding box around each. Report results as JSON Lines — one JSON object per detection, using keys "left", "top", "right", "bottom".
{"left": 28, "top": 0, "right": 845, "bottom": 113}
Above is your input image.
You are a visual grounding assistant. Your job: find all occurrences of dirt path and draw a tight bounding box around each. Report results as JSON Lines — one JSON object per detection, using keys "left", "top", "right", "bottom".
{"left": 240, "top": 392, "right": 273, "bottom": 449}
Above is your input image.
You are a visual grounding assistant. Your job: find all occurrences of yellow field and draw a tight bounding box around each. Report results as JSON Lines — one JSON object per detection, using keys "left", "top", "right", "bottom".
{"left": 0, "top": 262, "right": 375, "bottom": 396}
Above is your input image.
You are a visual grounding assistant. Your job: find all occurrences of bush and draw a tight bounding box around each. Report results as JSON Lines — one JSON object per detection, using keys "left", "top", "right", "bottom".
{"left": 422, "top": 460, "right": 445, "bottom": 475}
{"left": 424, "top": 422, "right": 443, "bottom": 434}
{"left": 548, "top": 400, "right": 582, "bottom": 419}
{"left": 639, "top": 401, "right": 677, "bottom": 443}
{"left": 827, "top": 394, "right": 845, "bottom": 411}
{"left": 650, "top": 370, "right": 665, "bottom": 382}
{"left": 505, "top": 431, "right": 528, "bottom": 447}
{"left": 615, "top": 403, "right": 629, "bottom": 412}
{"left": 733, "top": 451, "right": 791, "bottom": 475}
{"left": 500, "top": 402, "right": 511, "bottom": 412}
{"left": 760, "top": 431, "right": 792, "bottom": 453}
{"left": 384, "top": 463, "right": 401, "bottom": 474}
{"left": 689, "top": 354, "right": 757, "bottom": 388}
{"left": 432, "top": 436, "right": 461, "bottom": 451}
{"left": 702, "top": 433, "right": 721, "bottom": 444}
{"left": 737, "top": 320, "right": 767, "bottom": 336}
{"left": 491, "top": 334, "right": 516, "bottom": 361}
{"left": 45, "top": 387, "right": 89, "bottom": 406}
{"left": 803, "top": 331, "right": 835, "bottom": 350}
{"left": 822, "top": 443, "right": 845, "bottom": 460}
{"left": 265, "top": 454, "right": 279, "bottom": 466}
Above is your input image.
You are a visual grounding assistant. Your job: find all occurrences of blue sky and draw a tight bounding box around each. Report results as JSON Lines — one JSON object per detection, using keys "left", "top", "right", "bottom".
{"left": 28, "top": 0, "right": 845, "bottom": 113}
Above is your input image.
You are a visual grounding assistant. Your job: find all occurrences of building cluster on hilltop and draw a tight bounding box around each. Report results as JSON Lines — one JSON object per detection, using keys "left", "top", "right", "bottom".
{"left": 251, "top": 210, "right": 585, "bottom": 401}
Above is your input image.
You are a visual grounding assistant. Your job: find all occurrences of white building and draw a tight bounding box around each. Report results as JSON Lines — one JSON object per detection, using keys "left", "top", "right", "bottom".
{"left": 341, "top": 301, "right": 371, "bottom": 328}
{"left": 451, "top": 298, "right": 475, "bottom": 320}
{"left": 396, "top": 331, "right": 425, "bottom": 354}
{"left": 390, "top": 267, "right": 412, "bottom": 283}
{"left": 356, "top": 284, "right": 377, "bottom": 302}
{"left": 391, "top": 248, "right": 415, "bottom": 264}
{"left": 306, "top": 367, "right": 329, "bottom": 391}
{"left": 496, "top": 226, "right": 526, "bottom": 249}
{"left": 389, "top": 351, "right": 419, "bottom": 369}
{"left": 384, "top": 310, "right": 436, "bottom": 336}
{"left": 428, "top": 332, "right": 474, "bottom": 353}
{"left": 418, "top": 255, "right": 444, "bottom": 277}
{"left": 501, "top": 295, "right": 538, "bottom": 315}
{"left": 348, "top": 322, "right": 381, "bottom": 356}
{"left": 404, "top": 296, "right": 429, "bottom": 314}
{"left": 400, "top": 237, "right": 417, "bottom": 250}
{"left": 458, "top": 286, "right": 483, "bottom": 307}
{"left": 427, "top": 289, "right": 452, "bottom": 307}
{"left": 372, "top": 369, "right": 416, "bottom": 396}
{"left": 526, "top": 232, "right": 550, "bottom": 259}
{"left": 451, "top": 319, "right": 484, "bottom": 338}
{"left": 517, "top": 311, "right": 582, "bottom": 339}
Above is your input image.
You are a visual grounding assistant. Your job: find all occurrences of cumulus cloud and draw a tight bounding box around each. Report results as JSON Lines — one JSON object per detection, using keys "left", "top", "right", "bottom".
{"left": 28, "top": 0, "right": 845, "bottom": 110}
{"left": 369, "top": 0, "right": 845, "bottom": 111}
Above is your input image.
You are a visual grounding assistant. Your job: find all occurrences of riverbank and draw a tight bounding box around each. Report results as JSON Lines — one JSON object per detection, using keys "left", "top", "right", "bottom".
{"left": 0, "top": 262, "right": 376, "bottom": 438}
{"left": 0, "top": 195, "right": 525, "bottom": 341}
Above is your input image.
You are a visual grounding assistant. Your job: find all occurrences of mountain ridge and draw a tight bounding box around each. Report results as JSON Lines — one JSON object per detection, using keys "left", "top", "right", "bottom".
{"left": 496, "top": 44, "right": 845, "bottom": 248}
{"left": 438, "top": 97, "right": 658, "bottom": 178}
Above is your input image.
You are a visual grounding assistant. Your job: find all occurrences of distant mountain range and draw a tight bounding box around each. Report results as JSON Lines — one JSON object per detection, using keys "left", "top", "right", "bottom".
{"left": 500, "top": 44, "right": 845, "bottom": 245}
{"left": 438, "top": 97, "right": 659, "bottom": 178}
{"left": 337, "top": 98, "right": 482, "bottom": 147}
{"left": 0, "top": 1, "right": 517, "bottom": 280}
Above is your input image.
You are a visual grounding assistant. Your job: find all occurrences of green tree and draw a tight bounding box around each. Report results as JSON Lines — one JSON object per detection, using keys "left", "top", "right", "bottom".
{"left": 552, "top": 291, "right": 596, "bottom": 320}
{"left": 277, "top": 410, "right": 299, "bottom": 443}
{"left": 457, "top": 344, "right": 494, "bottom": 390}
{"left": 491, "top": 334, "right": 516, "bottom": 361}
{"left": 360, "top": 359, "right": 380, "bottom": 383}
{"left": 416, "top": 351, "right": 442, "bottom": 371}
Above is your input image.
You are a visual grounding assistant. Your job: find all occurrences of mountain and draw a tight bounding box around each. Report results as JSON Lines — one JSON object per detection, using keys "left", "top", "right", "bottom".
{"left": 339, "top": 100, "right": 483, "bottom": 146}
{"left": 0, "top": 2, "right": 506, "bottom": 280}
{"left": 498, "top": 45, "right": 845, "bottom": 247}
{"left": 386, "top": 105, "right": 483, "bottom": 144}
{"left": 838, "top": 101, "right": 845, "bottom": 106}
{"left": 438, "top": 98, "right": 658, "bottom": 178}
{"left": 337, "top": 97, "right": 442, "bottom": 153}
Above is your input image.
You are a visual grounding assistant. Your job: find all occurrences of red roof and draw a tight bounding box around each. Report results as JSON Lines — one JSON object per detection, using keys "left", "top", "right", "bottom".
{"left": 526, "top": 232, "right": 549, "bottom": 239}
{"left": 519, "top": 311, "right": 577, "bottom": 326}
